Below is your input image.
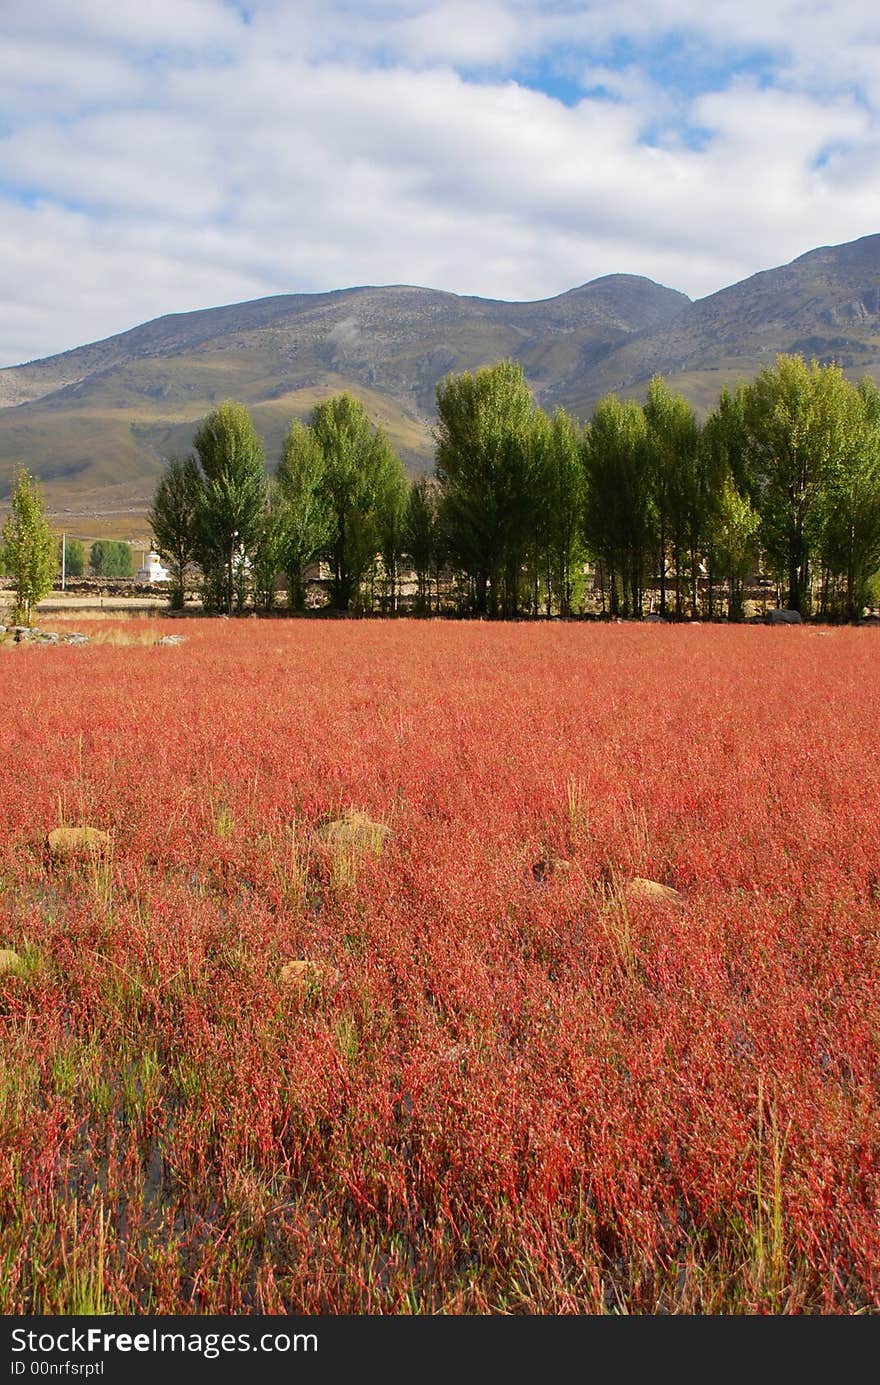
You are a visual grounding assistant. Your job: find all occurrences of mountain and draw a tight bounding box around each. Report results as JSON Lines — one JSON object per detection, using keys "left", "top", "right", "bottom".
{"left": 562, "top": 231, "right": 880, "bottom": 416}
{"left": 1, "top": 231, "right": 879, "bottom": 521}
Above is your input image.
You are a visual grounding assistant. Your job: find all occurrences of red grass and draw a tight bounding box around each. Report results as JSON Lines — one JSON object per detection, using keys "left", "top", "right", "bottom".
{"left": 0, "top": 619, "right": 878, "bottom": 1312}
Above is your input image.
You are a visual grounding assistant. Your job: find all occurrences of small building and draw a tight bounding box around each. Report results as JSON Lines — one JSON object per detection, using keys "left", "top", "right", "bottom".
{"left": 135, "top": 551, "right": 171, "bottom": 583}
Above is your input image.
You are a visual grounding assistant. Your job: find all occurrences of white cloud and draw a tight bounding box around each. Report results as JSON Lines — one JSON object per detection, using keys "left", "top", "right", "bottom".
{"left": 1, "top": 0, "right": 879, "bottom": 366}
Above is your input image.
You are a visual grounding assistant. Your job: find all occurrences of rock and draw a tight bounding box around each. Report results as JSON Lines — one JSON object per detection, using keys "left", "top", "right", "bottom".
{"left": 156, "top": 634, "right": 186, "bottom": 646}
{"left": 13, "top": 626, "right": 34, "bottom": 642}
{"left": 317, "top": 810, "right": 390, "bottom": 857}
{"left": 624, "top": 877, "right": 684, "bottom": 907}
{"left": 280, "top": 959, "right": 340, "bottom": 988}
{"left": 47, "top": 826, "right": 111, "bottom": 858}
{"left": 643, "top": 613, "right": 662, "bottom": 622}
{"left": 0, "top": 948, "right": 22, "bottom": 976}
{"left": 764, "top": 608, "right": 803, "bottom": 624}
{"left": 63, "top": 632, "right": 90, "bottom": 645}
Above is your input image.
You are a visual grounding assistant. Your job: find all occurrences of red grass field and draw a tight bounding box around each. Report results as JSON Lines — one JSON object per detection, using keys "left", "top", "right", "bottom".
{"left": 1, "top": 619, "right": 878, "bottom": 1313}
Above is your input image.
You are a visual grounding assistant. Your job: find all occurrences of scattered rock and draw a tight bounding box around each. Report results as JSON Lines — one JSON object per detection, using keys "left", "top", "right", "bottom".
{"left": 317, "top": 810, "right": 390, "bottom": 857}
{"left": 0, "top": 948, "right": 22, "bottom": 976}
{"left": 47, "top": 826, "right": 111, "bottom": 858}
{"left": 280, "top": 959, "right": 340, "bottom": 988}
{"left": 156, "top": 634, "right": 186, "bottom": 646}
{"left": 643, "top": 613, "right": 662, "bottom": 623}
{"left": 4, "top": 626, "right": 90, "bottom": 646}
{"left": 764, "top": 608, "right": 803, "bottom": 624}
{"left": 624, "top": 877, "right": 684, "bottom": 907}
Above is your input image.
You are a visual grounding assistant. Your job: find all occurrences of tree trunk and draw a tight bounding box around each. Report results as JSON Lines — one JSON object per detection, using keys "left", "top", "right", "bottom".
{"left": 659, "top": 523, "right": 667, "bottom": 615}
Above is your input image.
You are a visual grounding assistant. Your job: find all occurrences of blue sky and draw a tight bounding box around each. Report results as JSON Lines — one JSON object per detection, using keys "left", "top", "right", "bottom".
{"left": 1, "top": 0, "right": 879, "bottom": 366}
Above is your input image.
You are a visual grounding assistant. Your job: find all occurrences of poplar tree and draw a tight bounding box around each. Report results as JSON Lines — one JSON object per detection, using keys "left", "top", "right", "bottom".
{"left": 275, "top": 421, "right": 332, "bottom": 610}
{"left": 149, "top": 455, "right": 203, "bottom": 608}
{"left": 193, "top": 401, "right": 266, "bottom": 616}
{"left": 434, "top": 360, "right": 533, "bottom": 617}
{"left": 2, "top": 467, "right": 56, "bottom": 626}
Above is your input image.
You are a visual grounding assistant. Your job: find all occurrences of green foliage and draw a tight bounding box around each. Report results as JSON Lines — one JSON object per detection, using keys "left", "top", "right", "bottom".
{"left": 645, "top": 375, "right": 701, "bottom": 615}
{"left": 89, "top": 539, "right": 134, "bottom": 578}
{"left": 815, "top": 377, "right": 880, "bottom": 617}
{"left": 435, "top": 360, "right": 534, "bottom": 616}
{"left": 529, "top": 407, "right": 585, "bottom": 616}
{"left": 192, "top": 402, "right": 267, "bottom": 615}
{"left": 275, "top": 420, "right": 333, "bottom": 610}
{"left": 250, "top": 489, "right": 289, "bottom": 614}
{"left": 149, "top": 455, "right": 203, "bottom": 609}
{"left": 375, "top": 453, "right": 409, "bottom": 612}
{"left": 1, "top": 467, "right": 56, "bottom": 625}
{"left": 405, "top": 476, "right": 439, "bottom": 613}
{"left": 713, "top": 479, "right": 761, "bottom": 619}
{"left": 742, "top": 355, "right": 855, "bottom": 613}
{"left": 582, "top": 395, "right": 651, "bottom": 616}
{"left": 57, "top": 536, "right": 85, "bottom": 578}
{"left": 308, "top": 394, "right": 407, "bottom": 610}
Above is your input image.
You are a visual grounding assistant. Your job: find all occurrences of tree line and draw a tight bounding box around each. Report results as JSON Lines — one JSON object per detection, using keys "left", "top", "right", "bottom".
{"left": 148, "top": 352, "right": 880, "bottom": 619}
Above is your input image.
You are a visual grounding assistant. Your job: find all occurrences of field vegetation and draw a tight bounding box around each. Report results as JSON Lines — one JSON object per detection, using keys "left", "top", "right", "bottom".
{"left": 0, "top": 618, "right": 877, "bottom": 1313}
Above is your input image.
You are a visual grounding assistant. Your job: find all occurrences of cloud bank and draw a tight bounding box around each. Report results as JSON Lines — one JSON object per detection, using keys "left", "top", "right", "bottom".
{"left": 1, "top": 0, "right": 879, "bottom": 366}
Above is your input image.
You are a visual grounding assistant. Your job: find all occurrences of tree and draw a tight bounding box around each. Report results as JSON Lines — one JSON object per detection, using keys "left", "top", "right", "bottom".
{"left": 712, "top": 478, "right": 760, "bottom": 619}
{"left": 700, "top": 387, "right": 750, "bottom": 614}
{"left": 405, "top": 476, "right": 439, "bottom": 613}
{"left": 743, "top": 355, "right": 853, "bottom": 613}
{"left": 582, "top": 395, "right": 651, "bottom": 616}
{"left": 531, "top": 407, "right": 584, "bottom": 616}
{"left": 308, "top": 394, "right": 406, "bottom": 610}
{"left": 250, "top": 487, "right": 288, "bottom": 614}
{"left": 193, "top": 401, "right": 267, "bottom": 616}
{"left": 375, "top": 456, "right": 409, "bottom": 613}
{"left": 645, "top": 376, "right": 700, "bottom": 615}
{"left": 89, "top": 539, "right": 134, "bottom": 578}
{"left": 434, "top": 360, "right": 534, "bottom": 616}
{"left": 150, "top": 455, "right": 203, "bottom": 609}
{"left": 816, "top": 377, "right": 880, "bottom": 618}
{"left": 1, "top": 467, "right": 56, "bottom": 625}
{"left": 275, "top": 420, "right": 333, "bottom": 610}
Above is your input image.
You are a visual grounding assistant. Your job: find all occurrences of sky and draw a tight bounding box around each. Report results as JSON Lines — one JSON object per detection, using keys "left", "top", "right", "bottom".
{"left": 1, "top": 0, "right": 879, "bottom": 367}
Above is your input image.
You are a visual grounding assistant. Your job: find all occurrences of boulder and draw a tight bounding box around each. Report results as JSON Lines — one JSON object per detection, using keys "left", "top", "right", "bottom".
{"left": 624, "top": 877, "right": 684, "bottom": 907}
{"left": 47, "top": 826, "right": 111, "bottom": 858}
{"left": 764, "top": 608, "right": 803, "bottom": 624}
{"left": 280, "top": 959, "right": 340, "bottom": 988}
{"left": 0, "top": 948, "right": 22, "bottom": 976}
{"left": 156, "top": 634, "right": 186, "bottom": 646}
{"left": 317, "top": 810, "right": 390, "bottom": 857}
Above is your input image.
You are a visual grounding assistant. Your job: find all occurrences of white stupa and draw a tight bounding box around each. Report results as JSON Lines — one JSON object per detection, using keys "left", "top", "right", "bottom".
{"left": 135, "top": 551, "right": 171, "bottom": 583}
